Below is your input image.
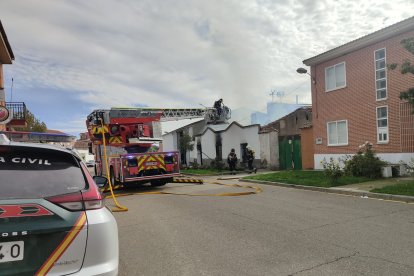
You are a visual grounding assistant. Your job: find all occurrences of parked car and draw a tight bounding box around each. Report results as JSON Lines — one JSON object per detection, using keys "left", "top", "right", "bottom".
{"left": 0, "top": 137, "right": 118, "bottom": 275}
{"left": 85, "top": 160, "right": 95, "bottom": 167}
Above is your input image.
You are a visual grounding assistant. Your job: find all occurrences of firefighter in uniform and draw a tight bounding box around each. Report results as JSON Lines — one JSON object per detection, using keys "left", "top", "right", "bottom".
{"left": 227, "top": 148, "right": 238, "bottom": 175}
{"left": 246, "top": 146, "right": 257, "bottom": 173}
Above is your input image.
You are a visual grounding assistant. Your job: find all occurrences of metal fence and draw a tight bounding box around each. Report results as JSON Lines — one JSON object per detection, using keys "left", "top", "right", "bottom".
{"left": 5, "top": 102, "right": 26, "bottom": 120}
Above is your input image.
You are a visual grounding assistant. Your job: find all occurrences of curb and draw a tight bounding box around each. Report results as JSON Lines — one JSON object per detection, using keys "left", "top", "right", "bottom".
{"left": 173, "top": 178, "right": 203, "bottom": 184}
{"left": 239, "top": 179, "right": 414, "bottom": 203}
{"left": 180, "top": 173, "right": 219, "bottom": 176}
{"left": 181, "top": 172, "right": 244, "bottom": 177}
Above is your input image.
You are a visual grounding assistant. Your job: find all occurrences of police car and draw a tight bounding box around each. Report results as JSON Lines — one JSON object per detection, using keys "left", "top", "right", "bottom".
{"left": 0, "top": 135, "right": 118, "bottom": 275}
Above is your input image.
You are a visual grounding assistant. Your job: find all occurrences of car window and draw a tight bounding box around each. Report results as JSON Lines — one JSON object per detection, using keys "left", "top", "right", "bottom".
{"left": 0, "top": 145, "right": 86, "bottom": 199}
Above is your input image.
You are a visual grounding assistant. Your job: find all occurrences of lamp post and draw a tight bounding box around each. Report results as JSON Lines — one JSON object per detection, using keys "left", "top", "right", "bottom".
{"left": 296, "top": 67, "right": 318, "bottom": 118}
{"left": 296, "top": 67, "right": 316, "bottom": 84}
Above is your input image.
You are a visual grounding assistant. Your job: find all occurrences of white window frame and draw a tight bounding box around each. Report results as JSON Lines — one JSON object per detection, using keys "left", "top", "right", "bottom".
{"left": 374, "top": 48, "right": 387, "bottom": 101}
{"left": 327, "top": 120, "right": 348, "bottom": 146}
{"left": 376, "top": 106, "right": 389, "bottom": 144}
{"left": 325, "top": 62, "right": 347, "bottom": 92}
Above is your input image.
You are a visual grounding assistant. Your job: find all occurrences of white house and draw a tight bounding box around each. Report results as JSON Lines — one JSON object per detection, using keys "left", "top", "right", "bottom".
{"left": 162, "top": 119, "right": 278, "bottom": 169}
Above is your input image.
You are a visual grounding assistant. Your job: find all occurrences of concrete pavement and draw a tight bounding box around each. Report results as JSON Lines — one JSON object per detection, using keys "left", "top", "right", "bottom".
{"left": 110, "top": 176, "right": 414, "bottom": 276}
{"left": 238, "top": 175, "right": 414, "bottom": 203}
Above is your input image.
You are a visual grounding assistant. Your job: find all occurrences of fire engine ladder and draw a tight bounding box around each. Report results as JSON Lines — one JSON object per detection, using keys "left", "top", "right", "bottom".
{"left": 108, "top": 107, "right": 215, "bottom": 121}
{"left": 159, "top": 108, "right": 214, "bottom": 121}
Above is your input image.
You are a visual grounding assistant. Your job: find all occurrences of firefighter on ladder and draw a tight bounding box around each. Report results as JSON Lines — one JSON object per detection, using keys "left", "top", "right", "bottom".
{"left": 214, "top": 98, "right": 223, "bottom": 116}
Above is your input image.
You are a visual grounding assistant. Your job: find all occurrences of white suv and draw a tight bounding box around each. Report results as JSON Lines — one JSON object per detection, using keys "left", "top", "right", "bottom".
{"left": 0, "top": 140, "right": 118, "bottom": 275}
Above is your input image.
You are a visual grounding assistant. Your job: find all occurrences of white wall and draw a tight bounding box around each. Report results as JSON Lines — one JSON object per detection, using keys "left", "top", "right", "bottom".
{"left": 314, "top": 152, "right": 414, "bottom": 169}
{"left": 221, "top": 124, "right": 260, "bottom": 159}
{"left": 162, "top": 132, "right": 176, "bottom": 152}
{"left": 259, "top": 131, "right": 278, "bottom": 168}
{"left": 200, "top": 129, "right": 217, "bottom": 162}
{"left": 162, "top": 122, "right": 263, "bottom": 167}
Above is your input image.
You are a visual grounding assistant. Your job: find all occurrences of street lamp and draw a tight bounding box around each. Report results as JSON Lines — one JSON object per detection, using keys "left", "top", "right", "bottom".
{"left": 296, "top": 67, "right": 316, "bottom": 84}
{"left": 297, "top": 67, "right": 318, "bottom": 118}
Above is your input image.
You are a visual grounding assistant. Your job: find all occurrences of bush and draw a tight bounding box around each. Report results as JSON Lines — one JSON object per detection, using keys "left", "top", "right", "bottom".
{"left": 343, "top": 142, "right": 386, "bottom": 179}
{"left": 209, "top": 157, "right": 225, "bottom": 171}
{"left": 189, "top": 161, "right": 199, "bottom": 169}
{"left": 321, "top": 158, "right": 342, "bottom": 185}
{"left": 401, "top": 158, "right": 414, "bottom": 176}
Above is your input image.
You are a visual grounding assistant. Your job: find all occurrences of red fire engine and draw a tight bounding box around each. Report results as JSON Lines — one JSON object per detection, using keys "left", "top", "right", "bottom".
{"left": 86, "top": 107, "right": 230, "bottom": 187}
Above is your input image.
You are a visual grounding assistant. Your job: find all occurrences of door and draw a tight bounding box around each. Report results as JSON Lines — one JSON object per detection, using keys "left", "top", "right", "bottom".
{"left": 279, "top": 136, "right": 302, "bottom": 170}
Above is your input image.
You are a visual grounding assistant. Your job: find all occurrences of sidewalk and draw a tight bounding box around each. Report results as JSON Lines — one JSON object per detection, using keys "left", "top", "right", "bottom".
{"left": 331, "top": 177, "right": 414, "bottom": 192}
{"left": 240, "top": 176, "right": 414, "bottom": 204}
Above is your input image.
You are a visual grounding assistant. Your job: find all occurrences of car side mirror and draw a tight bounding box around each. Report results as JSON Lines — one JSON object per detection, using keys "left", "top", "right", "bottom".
{"left": 93, "top": 176, "right": 108, "bottom": 188}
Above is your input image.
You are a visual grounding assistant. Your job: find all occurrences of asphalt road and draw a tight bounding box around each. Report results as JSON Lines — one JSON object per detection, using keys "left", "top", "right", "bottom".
{"left": 107, "top": 176, "right": 414, "bottom": 276}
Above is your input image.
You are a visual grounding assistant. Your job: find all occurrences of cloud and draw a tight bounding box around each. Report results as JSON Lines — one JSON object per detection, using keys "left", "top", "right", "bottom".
{"left": 0, "top": 0, "right": 413, "bottom": 135}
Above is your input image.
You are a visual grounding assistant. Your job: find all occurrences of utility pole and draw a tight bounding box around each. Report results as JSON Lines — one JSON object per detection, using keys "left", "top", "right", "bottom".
{"left": 10, "top": 77, "right": 13, "bottom": 102}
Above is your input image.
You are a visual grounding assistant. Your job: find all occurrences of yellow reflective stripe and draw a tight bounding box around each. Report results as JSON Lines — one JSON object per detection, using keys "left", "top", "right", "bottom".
{"left": 93, "top": 125, "right": 109, "bottom": 134}
{"left": 138, "top": 156, "right": 145, "bottom": 168}
{"left": 146, "top": 156, "right": 156, "bottom": 162}
{"left": 155, "top": 155, "right": 164, "bottom": 164}
{"left": 35, "top": 213, "right": 87, "bottom": 275}
{"left": 109, "top": 136, "right": 122, "bottom": 144}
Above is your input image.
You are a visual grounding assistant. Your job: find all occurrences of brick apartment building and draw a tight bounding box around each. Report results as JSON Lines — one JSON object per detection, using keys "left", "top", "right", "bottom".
{"left": 0, "top": 20, "right": 14, "bottom": 131}
{"left": 302, "top": 17, "right": 414, "bottom": 169}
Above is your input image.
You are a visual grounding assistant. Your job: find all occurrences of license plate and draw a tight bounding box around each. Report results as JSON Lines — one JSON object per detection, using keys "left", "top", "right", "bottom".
{"left": 0, "top": 241, "right": 24, "bottom": 263}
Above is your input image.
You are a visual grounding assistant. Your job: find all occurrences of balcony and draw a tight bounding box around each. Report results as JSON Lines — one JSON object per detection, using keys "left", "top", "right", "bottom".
{"left": 5, "top": 102, "right": 26, "bottom": 126}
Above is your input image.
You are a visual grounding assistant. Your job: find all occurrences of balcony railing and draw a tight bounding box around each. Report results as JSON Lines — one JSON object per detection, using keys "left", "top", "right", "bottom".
{"left": 5, "top": 102, "right": 26, "bottom": 125}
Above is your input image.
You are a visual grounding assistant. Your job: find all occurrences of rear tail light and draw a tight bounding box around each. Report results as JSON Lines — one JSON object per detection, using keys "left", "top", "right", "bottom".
{"left": 46, "top": 192, "right": 85, "bottom": 211}
{"left": 81, "top": 185, "right": 105, "bottom": 210}
{"left": 46, "top": 185, "right": 104, "bottom": 211}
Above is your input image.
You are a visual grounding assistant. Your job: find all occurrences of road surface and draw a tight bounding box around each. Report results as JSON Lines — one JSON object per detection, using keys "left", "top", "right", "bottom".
{"left": 108, "top": 177, "right": 414, "bottom": 276}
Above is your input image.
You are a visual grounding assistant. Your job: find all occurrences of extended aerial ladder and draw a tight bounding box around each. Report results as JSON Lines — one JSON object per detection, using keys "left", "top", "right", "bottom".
{"left": 86, "top": 106, "right": 230, "bottom": 145}
{"left": 87, "top": 106, "right": 230, "bottom": 124}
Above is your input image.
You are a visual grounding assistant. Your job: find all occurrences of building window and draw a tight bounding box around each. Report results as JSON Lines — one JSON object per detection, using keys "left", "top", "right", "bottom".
{"left": 325, "top": 62, "right": 346, "bottom": 92}
{"left": 375, "top": 49, "right": 387, "bottom": 100}
{"left": 327, "top": 120, "right": 348, "bottom": 146}
{"left": 377, "top": 106, "right": 388, "bottom": 143}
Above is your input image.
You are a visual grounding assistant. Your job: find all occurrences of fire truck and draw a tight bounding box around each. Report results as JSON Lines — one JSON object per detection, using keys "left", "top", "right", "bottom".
{"left": 86, "top": 106, "right": 230, "bottom": 187}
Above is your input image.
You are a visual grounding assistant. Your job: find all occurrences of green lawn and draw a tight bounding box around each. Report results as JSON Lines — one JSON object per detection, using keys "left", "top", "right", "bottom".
{"left": 243, "top": 170, "right": 371, "bottom": 188}
{"left": 180, "top": 168, "right": 226, "bottom": 175}
{"left": 371, "top": 180, "right": 414, "bottom": 196}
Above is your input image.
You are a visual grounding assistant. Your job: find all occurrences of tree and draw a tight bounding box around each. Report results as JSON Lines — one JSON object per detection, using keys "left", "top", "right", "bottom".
{"left": 179, "top": 132, "right": 194, "bottom": 153}
{"left": 388, "top": 38, "right": 414, "bottom": 113}
{"left": 178, "top": 132, "right": 194, "bottom": 166}
{"left": 15, "top": 109, "right": 47, "bottom": 132}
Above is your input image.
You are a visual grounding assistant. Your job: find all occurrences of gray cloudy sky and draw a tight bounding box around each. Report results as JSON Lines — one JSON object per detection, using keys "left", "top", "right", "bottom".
{"left": 0, "top": 0, "right": 412, "bottom": 135}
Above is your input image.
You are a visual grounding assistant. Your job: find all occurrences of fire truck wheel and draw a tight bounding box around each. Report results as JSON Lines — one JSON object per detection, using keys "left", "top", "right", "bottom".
{"left": 150, "top": 180, "right": 167, "bottom": 187}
